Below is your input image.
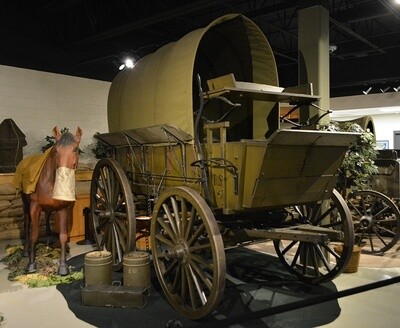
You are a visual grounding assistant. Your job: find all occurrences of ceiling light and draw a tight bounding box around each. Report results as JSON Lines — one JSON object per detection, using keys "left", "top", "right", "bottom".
{"left": 118, "top": 57, "right": 136, "bottom": 70}
{"left": 125, "top": 58, "right": 134, "bottom": 68}
{"left": 362, "top": 87, "right": 372, "bottom": 95}
{"left": 395, "top": 0, "right": 400, "bottom": 5}
{"left": 380, "top": 87, "right": 390, "bottom": 93}
{"left": 329, "top": 44, "right": 337, "bottom": 54}
{"left": 394, "top": 86, "right": 400, "bottom": 92}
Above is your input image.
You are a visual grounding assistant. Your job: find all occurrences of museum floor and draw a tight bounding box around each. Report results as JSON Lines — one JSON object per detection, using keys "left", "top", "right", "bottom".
{"left": 1, "top": 238, "right": 399, "bottom": 328}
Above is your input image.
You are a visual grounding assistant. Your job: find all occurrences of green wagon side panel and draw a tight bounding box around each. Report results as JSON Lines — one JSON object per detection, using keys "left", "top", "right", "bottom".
{"left": 241, "top": 129, "right": 359, "bottom": 208}
{"left": 107, "top": 14, "right": 278, "bottom": 139}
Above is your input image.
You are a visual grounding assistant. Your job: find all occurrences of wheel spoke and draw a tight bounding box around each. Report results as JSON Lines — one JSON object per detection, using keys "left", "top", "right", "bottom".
{"left": 190, "top": 253, "right": 214, "bottom": 271}
{"left": 163, "top": 203, "right": 179, "bottom": 239}
{"left": 372, "top": 227, "right": 389, "bottom": 246}
{"left": 314, "top": 244, "right": 332, "bottom": 272}
{"left": 281, "top": 240, "right": 297, "bottom": 256}
{"left": 188, "top": 223, "right": 205, "bottom": 246}
{"left": 162, "top": 259, "right": 179, "bottom": 278}
{"left": 155, "top": 233, "right": 175, "bottom": 247}
{"left": 310, "top": 245, "right": 320, "bottom": 278}
{"left": 184, "top": 209, "right": 197, "bottom": 240}
{"left": 291, "top": 242, "right": 302, "bottom": 268}
{"left": 181, "top": 198, "right": 188, "bottom": 238}
{"left": 188, "top": 264, "right": 207, "bottom": 306}
{"left": 171, "top": 196, "right": 182, "bottom": 235}
{"left": 185, "top": 265, "right": 199, "bottom": 310}
{"left": 190, "top": 260, "right": 213, "bottom": 291}
{"left": 189, "top": 243, "right": 211, "bottom": 253}
{"left": 156, "top": 217, "right": 178, "bottom": 244}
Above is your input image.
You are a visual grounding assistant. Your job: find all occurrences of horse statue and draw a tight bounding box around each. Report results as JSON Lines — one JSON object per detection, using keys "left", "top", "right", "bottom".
{"left": 13, "top": 126, "right": 82, "bottom": 275}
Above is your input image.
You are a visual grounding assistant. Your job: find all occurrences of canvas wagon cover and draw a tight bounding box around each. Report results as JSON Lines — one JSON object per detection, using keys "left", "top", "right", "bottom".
{"left": 108, "top": 14, "right": 279, "bottom": 139}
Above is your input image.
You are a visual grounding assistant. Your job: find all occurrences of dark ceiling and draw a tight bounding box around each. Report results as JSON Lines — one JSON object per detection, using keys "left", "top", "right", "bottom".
{"left": 1, "top": 0, "right": 400, "bottom": 98}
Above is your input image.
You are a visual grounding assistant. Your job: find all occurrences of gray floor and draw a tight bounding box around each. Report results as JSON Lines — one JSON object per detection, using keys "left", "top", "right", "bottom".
{"left": 1, "top": 239, "right": 400, "bottom": 328}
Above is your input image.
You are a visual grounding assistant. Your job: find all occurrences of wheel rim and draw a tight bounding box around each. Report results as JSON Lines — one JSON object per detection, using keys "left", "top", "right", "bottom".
{"left": 273, "top": 189, "right": 354, "bottom": 284}
{"left": 91, "top": 158, "right": 135, "bottom": 270}
{"left": 151, "top": 186, "right": 226, "bottom": 320}
{"left": 347, "top": 190, "right": 400, "bottom": 254}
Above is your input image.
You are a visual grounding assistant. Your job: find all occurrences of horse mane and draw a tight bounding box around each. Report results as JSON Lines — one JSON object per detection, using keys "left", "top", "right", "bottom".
{"left": 57, "top": 131, "right": 76, "bottom": 146}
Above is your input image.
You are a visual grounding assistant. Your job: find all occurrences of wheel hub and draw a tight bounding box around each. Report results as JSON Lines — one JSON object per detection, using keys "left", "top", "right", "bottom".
{"left": 162, "top": 239, "right": 189, "bottom": 263}
{"left": 98, "top": 205, "right": 115, "bottom": 222}
{"left": 359, "top": 215, "right": 373, "bottom": 230}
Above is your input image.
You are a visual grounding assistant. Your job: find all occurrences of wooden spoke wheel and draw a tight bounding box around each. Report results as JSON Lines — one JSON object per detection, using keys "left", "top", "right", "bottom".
{"left": 90, "top": 158, "right": 136, "bottom": 270}
{"left": 151, "top": 186, "right": 225, "bottom": 320}
{"left": 347, "top": 190, "right": 400, "bottom": 254}
{"left": 273, "top": 189, "right": 354, "bottom": 285}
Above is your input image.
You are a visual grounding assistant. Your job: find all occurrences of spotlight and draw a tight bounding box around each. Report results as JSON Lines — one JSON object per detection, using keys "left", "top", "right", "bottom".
{"left": 362, "top": 87, "right": 372, "bottom": 95}
{"left": 394, "top": 86, "right": 400, "bottom": 92}
{"left": 380, "top": 87, "right": 390, "bottom": 93}
{"left": 329, "top": 44, "right": 337, "bottom": 54}
{"left": 125, "top": 58, "right": 134, "bottom": 68}
{"left": 118, "top": 58, "right": 136, "bottom": 70}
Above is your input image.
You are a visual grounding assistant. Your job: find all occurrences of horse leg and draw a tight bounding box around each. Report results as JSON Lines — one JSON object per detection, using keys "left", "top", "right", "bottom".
{"left": 21, "top": 194, "right": 30, "bottom": 257}
{"left": 45, "top": 212, "right": 54, "bottom": 245}
{"left": 26, "top": 203, "right": 41, "bottom": 273}
{"left": 57, "top": 207, "right": 70, "bottom": 276}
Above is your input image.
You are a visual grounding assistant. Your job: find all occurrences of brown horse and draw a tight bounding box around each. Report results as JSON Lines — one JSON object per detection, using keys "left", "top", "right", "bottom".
{"left": 14, "top": 126, "right": 82, "bottom": 275}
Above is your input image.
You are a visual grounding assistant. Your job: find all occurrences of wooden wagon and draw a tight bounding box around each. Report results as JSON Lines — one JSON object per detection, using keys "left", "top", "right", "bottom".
{"left": 90, "top": 14, "right": 358, "bottom": 319}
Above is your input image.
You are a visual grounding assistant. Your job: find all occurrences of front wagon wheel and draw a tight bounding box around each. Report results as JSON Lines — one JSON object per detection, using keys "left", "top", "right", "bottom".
{"left": 273, "top": 189, "right": 354, "bottom": 285}
{"left": 90, "top": 158, "right": 136, "bottom": 270}
{"left": 151, "top": 187, "right": 226, "bottom": 320}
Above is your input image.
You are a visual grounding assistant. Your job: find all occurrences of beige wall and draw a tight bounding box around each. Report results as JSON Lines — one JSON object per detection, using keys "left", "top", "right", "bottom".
{"left": 0, "top": 64, "right": 110, "bottom": 162}
{"left": 330, "top": 92, "right": 400, "bottom": 149}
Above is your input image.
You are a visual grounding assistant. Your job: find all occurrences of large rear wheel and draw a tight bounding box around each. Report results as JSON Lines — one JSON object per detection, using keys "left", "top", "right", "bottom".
{"left": 151, "top": 186, "right": 225, "bottom": 320}
{"left": 90, "top": 158, "right": 136, "bottom": 270}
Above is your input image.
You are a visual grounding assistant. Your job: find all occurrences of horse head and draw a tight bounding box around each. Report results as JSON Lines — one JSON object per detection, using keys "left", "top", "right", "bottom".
{"left": 52, "top": 126, "right": 83, "bottom": 202}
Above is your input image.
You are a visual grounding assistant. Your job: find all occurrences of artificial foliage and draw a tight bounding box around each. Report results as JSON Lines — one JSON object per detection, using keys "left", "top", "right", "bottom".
{"left": 0, "top": 243, "right": 83, "bottom": 288}
{"left": 321, "top": 121, "right": 378, "bottom": 193}
{"left": 91, "top": 132, "right": 113, "bottom": 159}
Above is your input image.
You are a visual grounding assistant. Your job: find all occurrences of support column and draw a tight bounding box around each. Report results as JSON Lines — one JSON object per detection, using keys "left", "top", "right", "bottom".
{"left": 298, "top": 0, "right": 330, "bottom": 126}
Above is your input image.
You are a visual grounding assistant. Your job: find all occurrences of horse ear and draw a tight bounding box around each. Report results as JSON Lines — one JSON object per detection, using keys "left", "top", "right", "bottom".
{"left": 75, "top": 127, "right": 83, "bottom": 141}
{"left": 53, "top": 126, "right": 62, "bottom": 141}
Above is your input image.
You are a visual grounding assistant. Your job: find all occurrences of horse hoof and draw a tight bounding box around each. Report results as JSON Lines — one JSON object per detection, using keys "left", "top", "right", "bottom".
{"left": 58, "top": 264, "right": 70, "bottom": 276}
{"left": 25, "top": 263, "right": 37, "bottom": 274}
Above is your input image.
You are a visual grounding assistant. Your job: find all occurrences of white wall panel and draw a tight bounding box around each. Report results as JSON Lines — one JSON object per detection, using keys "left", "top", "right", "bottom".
{"left": 0, "top": 64, "right": 111, "bottom": 163}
